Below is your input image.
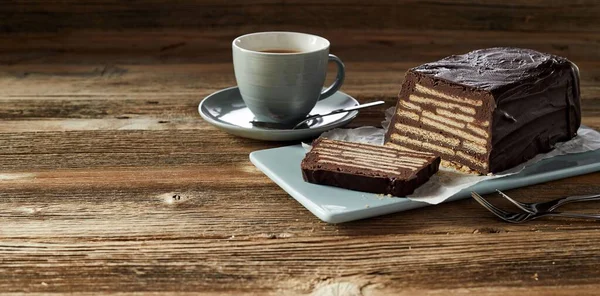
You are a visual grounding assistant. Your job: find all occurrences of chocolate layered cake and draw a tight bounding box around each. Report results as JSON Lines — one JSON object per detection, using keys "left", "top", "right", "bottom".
{"left": 301, "top": 138, "right": 440, "bottom": 196}
{"left": 385, "top": 47, "right": 581, "bottom": 174}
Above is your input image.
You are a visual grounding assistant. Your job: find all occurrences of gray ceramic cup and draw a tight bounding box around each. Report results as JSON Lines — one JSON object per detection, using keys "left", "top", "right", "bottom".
{"left": 233, "top": 32, "right": 345, "bottom": 123}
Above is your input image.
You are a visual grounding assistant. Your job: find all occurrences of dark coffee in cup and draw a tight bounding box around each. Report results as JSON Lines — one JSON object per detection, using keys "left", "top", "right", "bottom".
{"left": 259, "top": 49, "right": 302, "bottom": 54}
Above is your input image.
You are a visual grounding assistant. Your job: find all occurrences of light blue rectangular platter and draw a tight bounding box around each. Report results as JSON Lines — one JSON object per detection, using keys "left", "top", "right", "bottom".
{"left": 250, "top": 145, "right": 600, "bottom": 223}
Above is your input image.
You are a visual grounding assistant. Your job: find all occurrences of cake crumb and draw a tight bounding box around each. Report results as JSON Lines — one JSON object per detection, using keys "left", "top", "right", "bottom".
{"left": 365, "top": 205, "right": 370, "bottom": 208}
{"left": 441, "top": 159, "right": 481, "bottom": 175}
{"left": 532, "top": 273, "right": 539, "bottom": 281}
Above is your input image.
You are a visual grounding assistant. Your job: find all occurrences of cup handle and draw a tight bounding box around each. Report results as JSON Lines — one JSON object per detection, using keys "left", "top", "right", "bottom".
{"left": 318, "top": 54, "right": 345, "bottom": 101}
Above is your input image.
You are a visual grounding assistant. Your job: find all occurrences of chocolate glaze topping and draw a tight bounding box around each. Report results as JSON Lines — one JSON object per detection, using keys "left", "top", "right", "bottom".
{"left": 413, "top": 47, "right": 573, "bottom": 93}
{"left": 413, "top": 48, "right": 581, "bottom": 131}
{"left": 386, "top": 47, "right": 582, "bottom": 174}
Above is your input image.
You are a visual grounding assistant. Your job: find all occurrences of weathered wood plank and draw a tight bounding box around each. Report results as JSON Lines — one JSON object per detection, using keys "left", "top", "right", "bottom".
{"left": 1, "top": 0, "right": 599, "bottom": 33}
{"left": 0, "top": 130, "right": 271, "bottom": 170}
{"left": 0, "top": 62, "right": 598, "bottom": 97}
{"left": 1, "top": 167, "right": 599, "bottom": 239}
{"left": 1, "top": 29, "right": 600, "bottom": 65}
{"left": 2, "top": 229, "right": 600, "bottom": 293}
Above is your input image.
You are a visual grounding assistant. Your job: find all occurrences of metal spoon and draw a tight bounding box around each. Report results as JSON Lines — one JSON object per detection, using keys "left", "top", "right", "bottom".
{"left": 249, "top": 100, "right": 385, "bottom": 130}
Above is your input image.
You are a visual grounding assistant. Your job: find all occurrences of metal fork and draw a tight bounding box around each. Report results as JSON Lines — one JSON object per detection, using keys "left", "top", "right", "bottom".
{"left": 471, "top": 192, "right": 600, "bottom": 223}
{"left": 496, "top": 190, "right": 600, "bottom": 214}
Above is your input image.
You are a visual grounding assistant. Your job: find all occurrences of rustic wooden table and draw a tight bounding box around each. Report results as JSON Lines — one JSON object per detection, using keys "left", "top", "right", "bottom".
{"left": 1, "top": 1, "right": 600, "bottom": 295}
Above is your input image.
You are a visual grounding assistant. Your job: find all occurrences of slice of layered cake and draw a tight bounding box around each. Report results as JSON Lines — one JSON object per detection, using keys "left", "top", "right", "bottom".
{"left": 385, "top": 47, "right": 581, "bottom": 174}
{"left": 301, "top": 138, "right": 440, "bottom": 196}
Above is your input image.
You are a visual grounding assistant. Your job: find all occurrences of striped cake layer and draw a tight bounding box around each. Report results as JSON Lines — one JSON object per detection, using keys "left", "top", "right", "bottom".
{"left": 301, "top": 138, "right": 441, "bottom": 196}
{"left": 385, "top": 72, "right": 493, "bottom": 173}
{"left": 385, "top": 48, "right": 581, "bottom": 174}
{"left": 310, "top": 139, "right": 435, "bottom": 175}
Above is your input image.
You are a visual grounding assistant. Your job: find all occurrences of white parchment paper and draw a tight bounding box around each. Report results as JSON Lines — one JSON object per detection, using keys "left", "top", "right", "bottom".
{"left": 314, "top": 107, "right": 600, "bottom": 204}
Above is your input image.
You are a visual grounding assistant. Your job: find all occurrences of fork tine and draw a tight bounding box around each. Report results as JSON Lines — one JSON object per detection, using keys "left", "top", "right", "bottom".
{"left": 496, "top": 189, "right": 534, "bottom": 214}
{"left": 471, "top": 192, "right": 539, "bottom": 223}
{"left": 471, "top": 192, "right": 509, "bottom": 215}
{"left": 471, "top": 193, "right": 505, "bottom": 220}
{"left": 471, "top": 192, "right": 511, "bottom": 220}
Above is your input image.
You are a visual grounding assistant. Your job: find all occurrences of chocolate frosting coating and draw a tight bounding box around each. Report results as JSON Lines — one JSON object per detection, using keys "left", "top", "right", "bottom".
{"left": 406, "top": 47, "right": 581, "bottom": 173}
{"left": 411, "top": 47, "right": 576, "bottom": 95}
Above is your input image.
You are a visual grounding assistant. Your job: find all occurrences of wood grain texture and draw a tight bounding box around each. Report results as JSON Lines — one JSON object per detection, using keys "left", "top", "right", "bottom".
{"left": 1, "top": 1, "right": 600, "bottom": 294}
{"left": 1, "top": 29, "right": 600, "bottom": 65}
{"left": 1, "top": 0, "right": 600, "bottom": 33}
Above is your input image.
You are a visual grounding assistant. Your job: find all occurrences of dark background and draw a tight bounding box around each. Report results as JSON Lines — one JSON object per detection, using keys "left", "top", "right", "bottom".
{"left": 1, "top": 0, "right": 599, "bottom": 65}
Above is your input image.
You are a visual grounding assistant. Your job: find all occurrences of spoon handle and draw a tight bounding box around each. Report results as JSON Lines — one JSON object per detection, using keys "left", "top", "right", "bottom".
{"left": 312, "top": 100, "right": 385, "bottom": 118}
{"left": 330, "top": 101, "right": 385, "bottom": 116}
{"left": 293, "top": 100, "right": 385, "bottom": 129}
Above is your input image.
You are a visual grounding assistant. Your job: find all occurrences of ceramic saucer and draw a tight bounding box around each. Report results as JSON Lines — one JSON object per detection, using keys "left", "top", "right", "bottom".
{"left": 198, "top": 86, "right": 359, "bottom": 141}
